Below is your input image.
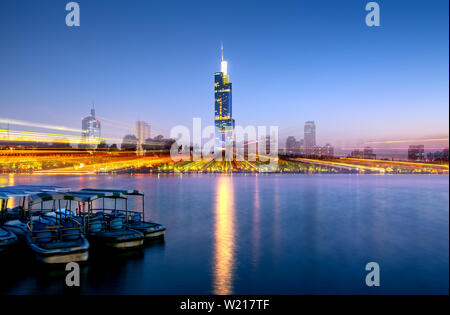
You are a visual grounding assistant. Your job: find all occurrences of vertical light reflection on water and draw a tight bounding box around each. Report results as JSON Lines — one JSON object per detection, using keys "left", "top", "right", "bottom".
{"left": 213, "top": 176, "right": 235, "bottom": 295}
{"left": 273, "top": 177, "right": 280, "bottom": 259}
{"left": 252, "top": 176, "right": 260, "bottom": 267}
{"left": 7, "top": 174, "right": 16, "bottom": 206}
{"left": 8, "top": 174, "right": 14, "bottom": 186}
{"left": 134, "top": 175, "right": 149, "bottom": 219}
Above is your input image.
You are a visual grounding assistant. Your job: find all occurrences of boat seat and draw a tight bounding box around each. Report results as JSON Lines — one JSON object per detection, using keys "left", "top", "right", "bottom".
{"left": 109, "top": 217, "right": 123, "bottom": 230}
{"left": 62, "top": 221, "right": 81, "bottom": 241}
{"left": 129, "top": 213, "right": 142, "bottom": 224}
{"left": 32, "top": 222, "right": 55, "bottom": 244}
{"left": 86, "top": 217, "right": 103, "bottom": 233}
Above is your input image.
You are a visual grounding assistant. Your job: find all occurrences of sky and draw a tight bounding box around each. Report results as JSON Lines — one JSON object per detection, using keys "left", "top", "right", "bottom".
{"left": 0, "top": 0, "right": 448, "bottom": 151}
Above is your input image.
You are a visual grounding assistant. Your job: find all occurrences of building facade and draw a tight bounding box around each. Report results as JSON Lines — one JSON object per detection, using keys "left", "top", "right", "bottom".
{"left": 408, "top": 145, "right": 425, "bottom": 161}
{"left": 136, "top": 121, "right": 151, "bottom": 155}
{"left": 215, "top": 45, "right": 235, "bottom": 155}
{"left": 80, "top": 107, "right": 101, "bottom": 148}
{"left": 304, "top": 121, "right": 316, "bottom": 154}
{"left": 286, "top": 136, "right": 297, "bottom": 155}
{"left": 363, "top": 146, "right": 376, "bottom": 159}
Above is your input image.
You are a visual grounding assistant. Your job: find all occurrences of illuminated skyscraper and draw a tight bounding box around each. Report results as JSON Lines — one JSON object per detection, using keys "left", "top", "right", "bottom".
{"left": 80, "top": 106, "right": 101, "bottom": 148}
{"left": 304, "top": 121, "right": 316, "bottom": 152}
{"left": 215, "top": 44, "right": 235, "bottom": 154}
{"left": 136, "top": 121, "right": 151, "bottom": 155}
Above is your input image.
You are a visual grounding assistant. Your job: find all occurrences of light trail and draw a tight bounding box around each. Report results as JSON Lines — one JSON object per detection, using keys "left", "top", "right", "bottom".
{"left": 0, "top": 149, "right": 447, "bottom": 174}
{"left": 342, "top": 158, "right": 449, "bottom": 169}
{"left": 0, "top": 118, "right": 81, "bottom": 133}
{"left": 0, "top": 129, "right": 122, "bottom": 144}
{"left": 33, "top": 156, "right": 172, "bottom": 174}
{"left": 365, "top": 138, "right": 449, "bottom": 145}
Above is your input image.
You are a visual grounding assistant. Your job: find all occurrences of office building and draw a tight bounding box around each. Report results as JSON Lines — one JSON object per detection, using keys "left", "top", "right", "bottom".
{"left": 363, "top": 146, "right": 376, "bottom": 159}
{"left": 136, "top": 121, "right": 151, "bottom": 155}
{"left": 80, "top": 107, "right": 101, "bottom": 148}
{"left": 214, "top": 44, "right": 235, "bottom": 155}
{"left": 304, "top": 121, "right": 316, "bottom": 154}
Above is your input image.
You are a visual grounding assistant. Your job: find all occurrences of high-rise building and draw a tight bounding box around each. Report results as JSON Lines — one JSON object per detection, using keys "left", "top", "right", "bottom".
{"left": 443, "top": 148, "right": 449, "bottom": 161}
{"left": 285, "top": 136, "right": 305, "bottom": 156}
{"left": 363, "top": 146, "right": 376, "bottom": 159}
{"left": 214, "top": 44, "right": 235, "bottom": 155}
{"left": 304, "top": 121, "right": 316, "bottom": 154}
{"left": 286, "top": 136, "right": 297, "bottom": 155}
{"left": 136, "top": 121, "right": 151, "bottom": 155}
{"left": 408, "top": 145, "right": 425, "bottom": 161}
{"left": 350, "top": 150, "right": 364, "bottom": 159}
{"left": 80, "top": 107, "right": 101, "bottom": 148}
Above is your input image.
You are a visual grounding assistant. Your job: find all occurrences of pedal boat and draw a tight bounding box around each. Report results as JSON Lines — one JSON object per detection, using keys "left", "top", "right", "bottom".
{"left": 60, "top": 191, "right": 145, "bottom": 250}
{"left": 3, "top": 191, "right": 89, "bottom": 264}
{"left": 80, "top": 188, "right": 166, "bottom": 239}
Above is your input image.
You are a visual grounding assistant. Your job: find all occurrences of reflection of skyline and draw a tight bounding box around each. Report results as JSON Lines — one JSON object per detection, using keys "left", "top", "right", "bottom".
{"left": 213, "top": 176, "right": 235, "bottom": 295}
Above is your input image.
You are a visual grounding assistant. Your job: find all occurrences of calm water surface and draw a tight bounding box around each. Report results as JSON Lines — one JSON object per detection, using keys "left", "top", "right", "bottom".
{"left": 0, "top": 174, "right": 448, "bottom": 294}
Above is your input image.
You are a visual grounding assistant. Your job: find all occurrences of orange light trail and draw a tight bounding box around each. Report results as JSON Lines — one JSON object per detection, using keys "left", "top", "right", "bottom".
{"left": 0, "top": 129, "right": 122, "bottom": 144}
{"left": 0, "top": 118, "right": 81, "bottom": 133}
{"left": 365, "top": 138, "right": 449, "bottom": 144}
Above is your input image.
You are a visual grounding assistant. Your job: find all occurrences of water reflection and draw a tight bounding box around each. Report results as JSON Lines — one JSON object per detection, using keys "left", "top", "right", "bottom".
{"left": 3, "top": 174, "right": 17, "bottom": 207}
{"left": 273, "top": 178, "right": 280, "bottom": 259}
{"left": 252, "top": 176, "right": 260, "bottom": 267}
{"left": 213, "top": 176, "right": 235, "bottom": 295}
{"left": 8, "top": 174, "right": 15, "bottom": 186}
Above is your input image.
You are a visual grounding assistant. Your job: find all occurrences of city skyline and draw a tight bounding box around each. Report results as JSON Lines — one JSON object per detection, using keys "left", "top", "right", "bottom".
{"left": 0, "top": 0, "right": 448, "bottom": 152}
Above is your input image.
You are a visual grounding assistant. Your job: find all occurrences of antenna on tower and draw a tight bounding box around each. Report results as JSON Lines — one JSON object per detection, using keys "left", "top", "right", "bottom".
{"left": 221, "top": 42, "right": 224, "bottom": 62}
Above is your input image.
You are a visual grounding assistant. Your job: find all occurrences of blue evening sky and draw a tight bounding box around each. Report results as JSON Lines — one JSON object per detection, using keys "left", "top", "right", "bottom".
{"left": 0, "top": 0, "right": 448, "bottom": 147}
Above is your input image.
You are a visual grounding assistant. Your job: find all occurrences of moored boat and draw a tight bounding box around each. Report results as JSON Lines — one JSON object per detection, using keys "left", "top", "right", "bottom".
{"left": 56, "top": 191, "right": 145, "bottom": 250}
{"left": 80, "top": 188, "right": 166, "bottom": 239}
{"left": 3, "top": 191, "right": 89, "bottom": 264}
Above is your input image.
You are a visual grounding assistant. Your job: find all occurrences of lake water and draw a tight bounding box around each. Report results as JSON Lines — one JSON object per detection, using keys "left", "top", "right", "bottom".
{"left": 0, "top": 174, "right": 448, "bottom": 294}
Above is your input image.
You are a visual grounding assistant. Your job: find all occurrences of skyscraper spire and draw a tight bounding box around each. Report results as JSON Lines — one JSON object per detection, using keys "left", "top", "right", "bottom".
{"left": 220, "top": 42, "right": 228, "bottom": 75}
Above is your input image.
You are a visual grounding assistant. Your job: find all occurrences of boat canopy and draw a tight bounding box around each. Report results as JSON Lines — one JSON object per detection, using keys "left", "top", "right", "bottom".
{"left": 27, "top": 192, "right": 65, "bottom": 205}
{"left": 28, "top": 191, "right": 108, "bottom": 205}
{"left": 0, "top": 185, "right": 70, "bottom": 197}
{"left": 28, "top": 190, "right": 129, "bottom": 205}
{"left": 63, "top": 191, "right": 128, "bottom": 201}
{"left": 80, "top": 188, "right": 143, "bottom": 196}
{"left": 0, "top": 193, "right": 8, "bottom": 200}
